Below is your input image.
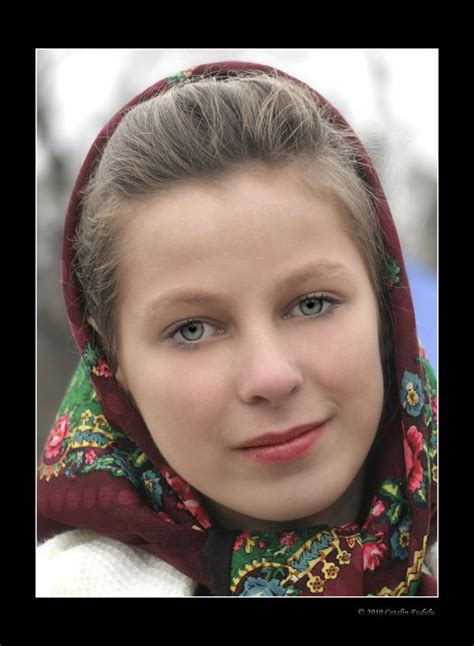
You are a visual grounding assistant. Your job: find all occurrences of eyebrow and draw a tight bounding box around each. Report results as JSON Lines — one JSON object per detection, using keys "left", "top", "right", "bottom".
{"left": 144, "top": 260, "right": 352, "bottom": 320}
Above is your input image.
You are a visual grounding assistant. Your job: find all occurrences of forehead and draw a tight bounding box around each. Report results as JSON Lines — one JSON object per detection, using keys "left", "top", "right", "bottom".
{"left": 118, "top": 166, "right": 369, "bottom": 300}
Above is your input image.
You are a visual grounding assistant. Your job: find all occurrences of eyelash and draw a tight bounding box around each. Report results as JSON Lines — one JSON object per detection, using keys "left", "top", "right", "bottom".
{"left": 166, "top": 292, "right": 340, "bottom": 350}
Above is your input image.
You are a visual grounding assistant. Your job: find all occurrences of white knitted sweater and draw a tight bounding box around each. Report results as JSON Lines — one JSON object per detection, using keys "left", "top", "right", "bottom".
{"left": 36, "top": 529, "right": 198, "bottom": 597}
{"left": 37, "top": 529, "right": 438, "bottom": 597}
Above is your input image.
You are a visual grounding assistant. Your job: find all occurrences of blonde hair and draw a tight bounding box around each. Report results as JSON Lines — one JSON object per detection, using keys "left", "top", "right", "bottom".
{"left": 73, "top": 70, "right": 393, "bottom": 379}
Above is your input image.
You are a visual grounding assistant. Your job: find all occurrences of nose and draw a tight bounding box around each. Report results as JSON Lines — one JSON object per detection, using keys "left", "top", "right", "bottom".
{"left": 237, "top": 331, "right": 304, "bottom": 406}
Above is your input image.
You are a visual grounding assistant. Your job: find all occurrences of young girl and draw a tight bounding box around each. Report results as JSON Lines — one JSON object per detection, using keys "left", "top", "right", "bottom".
{"left": 37, "top": 60, "right": 438, "bottom": 596}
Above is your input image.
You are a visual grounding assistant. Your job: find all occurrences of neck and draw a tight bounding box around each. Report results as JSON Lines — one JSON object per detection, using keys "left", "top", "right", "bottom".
{"left": 204, "top": 467, "right": 367, "bottom": 533}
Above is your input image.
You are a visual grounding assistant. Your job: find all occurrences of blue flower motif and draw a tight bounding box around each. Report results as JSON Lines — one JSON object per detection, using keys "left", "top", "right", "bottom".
{"left": 142, "top": 469, "right": 163, "bottom": 508}
{"left": 110, "top": 449, "right": 136, "bottom": 480}
{"left": 290, "top": 531, "right": 332, "bottom": 571}
{"left": 75, "top": 429, "right": 111, "bottom": 447}
{"left": 242, "top": 576, "right": 286, "bottom": 596}
{"left": 390, "top": 519, "right": 409, "bottom": 560}
{"left": 400, "top": 371, "right": 424, "bottom": 417}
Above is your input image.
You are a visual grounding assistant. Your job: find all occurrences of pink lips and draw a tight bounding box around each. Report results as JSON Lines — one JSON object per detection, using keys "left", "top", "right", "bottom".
{"left": 237, "top": 422, "right": 326, "bottom": 464}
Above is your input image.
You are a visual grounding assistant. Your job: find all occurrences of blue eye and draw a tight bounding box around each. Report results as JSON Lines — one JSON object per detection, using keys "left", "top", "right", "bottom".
{"left": 167, "top": 293, "right": 339, "bottom": 350}
{"left": 294, "top": 296, "right": 325, "bottom": 316}
{"left": 283, "top": 294, "right": 339, "bottom": 322}
{"left": 174, "top": 320, "right": 208, "bottom": 343}
{"left": 167, "top": 319, "right": 218, "bottom": 349}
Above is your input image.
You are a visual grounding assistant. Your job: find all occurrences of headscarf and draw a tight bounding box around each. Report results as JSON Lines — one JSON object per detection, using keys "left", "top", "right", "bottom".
{"left": 38, "top": 61, "right": 438, "bottom": 596}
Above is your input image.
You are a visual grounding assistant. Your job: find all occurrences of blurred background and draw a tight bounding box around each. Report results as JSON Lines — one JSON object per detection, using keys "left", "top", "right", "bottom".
{"left": 37, "top": 48, "right": 438, "bottom": 459}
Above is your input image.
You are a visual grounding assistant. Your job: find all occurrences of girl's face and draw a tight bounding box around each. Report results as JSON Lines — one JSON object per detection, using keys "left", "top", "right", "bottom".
{"left": 115, "top": 165, "right": 384, "bottom": 531}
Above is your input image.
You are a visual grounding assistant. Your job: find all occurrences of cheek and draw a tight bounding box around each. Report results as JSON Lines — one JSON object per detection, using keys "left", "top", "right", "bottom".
{"left": 130, "top": 356, "right": 230, "bottom": 446}
{"left": 303, "top": 306, "right": 383, "bottom": 400}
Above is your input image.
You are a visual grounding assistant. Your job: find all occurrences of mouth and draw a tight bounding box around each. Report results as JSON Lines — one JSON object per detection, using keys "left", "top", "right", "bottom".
{"left": 236, "top": 421, "right": 327, "bottom": 465}
{"left": 237, "top": 421, "right": 326, "bottom": 449}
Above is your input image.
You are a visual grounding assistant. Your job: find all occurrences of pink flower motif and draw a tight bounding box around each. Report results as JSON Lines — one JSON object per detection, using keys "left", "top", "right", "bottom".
{"left": 94, "top": 356, "right": 112, "bottom": 378}
{"left": 372, "top": 499, "right": 386, "bottom": 518}
{"left": 280, "top": 531, "right": 298, "bottom": 546}
{"left": 162, "top": 467, "right": 212, "bottom": 529}
{"left": 45, "top": 414, "right": 70, "bottom": 459}
{"left": 363, "top": 532, "right": 387, "bottom": 571}
{"left": 183, "top": 498, "right": 212, "bottom": 529}
{"left": 84, "top": 449, "right": 97, "bottom": 465}
{"left": 258, "top": 540, "right": 267, "bottom": 549}
{"left": 404, "top": 425, "right": 424, "bottom": 493}
{"left": 362, "top": 498, "right": 386, "bottom": 529}
{"left": 234, "top": 532, "right": 252, "bottom": 552}
{"left": 162, "top": 466, "right": 191, "bottom": 497}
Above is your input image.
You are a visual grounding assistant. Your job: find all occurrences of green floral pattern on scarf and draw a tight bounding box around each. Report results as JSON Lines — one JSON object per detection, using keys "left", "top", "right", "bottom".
{"left": 39, "top": 360, "right": 164, "bottom": 512}
{"left": 82, "top": 343, "right": 113, "bottom": 378}
{"left": 230, "top": 524, "right": 359, "bottom": 596}
{"left": 385, "top": 255, "right": 401, "bottom": 288}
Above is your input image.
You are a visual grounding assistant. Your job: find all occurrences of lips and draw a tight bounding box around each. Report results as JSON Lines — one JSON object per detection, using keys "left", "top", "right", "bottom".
{"left": 236, "top": 422, "right": 326, "bottom": 449}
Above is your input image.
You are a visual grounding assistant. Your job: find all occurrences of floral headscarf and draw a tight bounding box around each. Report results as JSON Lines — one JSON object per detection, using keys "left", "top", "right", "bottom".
{"left": 38, "top": 61, "right": 437, "bottom": 596}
